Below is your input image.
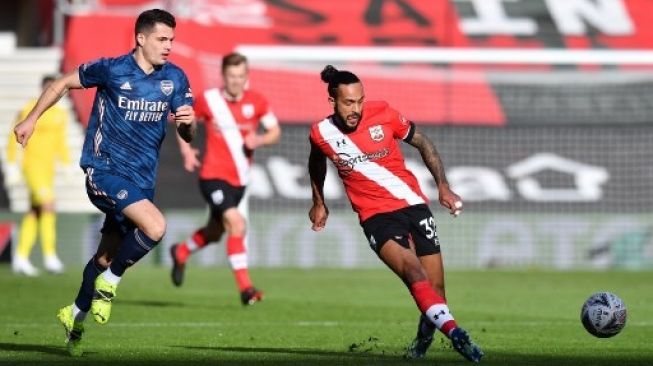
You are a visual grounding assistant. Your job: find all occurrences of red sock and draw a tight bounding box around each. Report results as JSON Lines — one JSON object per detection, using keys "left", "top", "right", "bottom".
{"left": 191, "top": 229, "right": 209, "bottom": 248}
{"left": 177, "top": 229, "right": 209, "bottom": 263}
{"left": 226, "top": 236, "right": 252, "bottom": 291}
{"left": 410, "top": 280, "right": 458, "bottom": 337}
{"left": 176, "top": 244, "right": 191, "bottom": 263}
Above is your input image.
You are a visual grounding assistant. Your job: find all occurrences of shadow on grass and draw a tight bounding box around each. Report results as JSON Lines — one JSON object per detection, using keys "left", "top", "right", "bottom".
{"left": 117, "top": 299, "right": 187, "bottom": 308}
{"left": 1, "top": 345, "right": 651, "bottom": 366}
{"left": 0, "top": 342, "right": 69, "bottom": 357}
{"left": 164, "top": 346, "right": 653, "bottom": 366}
{"left": 178, "top": 345, "right": 402, "bottom": 359}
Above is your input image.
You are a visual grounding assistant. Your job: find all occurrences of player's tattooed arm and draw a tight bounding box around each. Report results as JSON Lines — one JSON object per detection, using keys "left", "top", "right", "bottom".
{"left": 407, "top": 129, "right": 449, "bottom": 188}
{"left": 308, "top": 140, "right": 329, "bottom": 231}
{"left": 407, "top": 128, "right": 463, "bottom": 215}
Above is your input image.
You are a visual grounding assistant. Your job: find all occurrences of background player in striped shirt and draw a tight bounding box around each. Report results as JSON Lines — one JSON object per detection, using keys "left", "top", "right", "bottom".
{"left": 308, "top": 65, "right": 483, "bottom": 362}
{"left": 13, "top": 9, "right": 195, "bottom": 356}
{"left": 170, "top": 52, "right": 281, "bottom": 305}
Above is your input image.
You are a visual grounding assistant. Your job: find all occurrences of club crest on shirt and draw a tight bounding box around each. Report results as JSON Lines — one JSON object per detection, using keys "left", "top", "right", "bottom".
{"left": 117, "top": 189, "right": 128, "bottom": 200}
{"left": 242, "top": 104, "right": 255, "bottom": 119}
{"left": 368, "top": 125, "right": 384, "bottom": 142}
{"left": 160, "top": 80, "right": 174, "bottom": 96}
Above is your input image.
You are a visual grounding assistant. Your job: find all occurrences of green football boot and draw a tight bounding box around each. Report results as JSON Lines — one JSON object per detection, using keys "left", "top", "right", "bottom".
{"left": 56, "top": 305, "right": 84, "bottom": 357}
{"left": 91, "top": 275, "right": 117, "bottom": 325}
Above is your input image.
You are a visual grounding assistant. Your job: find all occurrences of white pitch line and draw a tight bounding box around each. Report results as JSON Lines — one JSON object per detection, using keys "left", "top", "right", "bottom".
{"left": 2, "top": 321, "right": 341, "bottom": 328}
{"left": 3, "top": 320, "right": 653, "bottom": 328}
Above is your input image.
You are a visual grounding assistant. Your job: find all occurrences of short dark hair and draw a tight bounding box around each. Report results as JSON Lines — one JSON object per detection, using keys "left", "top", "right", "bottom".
{"left": 320, "top": 65, "right": 360, "bottom": 98}
{"left": 135, "top": 9, "right": 176, "bottom": 37}
{"left": 221, "top": 52, "right": 248, "bottom": 73}
{"left": 41, "top": 75, "right": 56, "bottom": 87}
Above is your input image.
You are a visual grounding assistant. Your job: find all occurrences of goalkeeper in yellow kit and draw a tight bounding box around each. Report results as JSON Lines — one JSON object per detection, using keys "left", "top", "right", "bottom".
{"left": 6, "top": 75, "right": 71, "bottom": 276}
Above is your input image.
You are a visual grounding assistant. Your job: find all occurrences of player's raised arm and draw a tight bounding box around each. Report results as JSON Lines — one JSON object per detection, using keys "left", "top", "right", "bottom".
{"left": 14, "top": 70, "right": 82, "bottom": 147}
{"left": 244, "top": 123, "right": 281, "bottom": 150}
{"left": 308, "top": 140, "right": 329, "bottom": 231}
{"left": 406, "top": 128, "right": 463, "bottom": 216}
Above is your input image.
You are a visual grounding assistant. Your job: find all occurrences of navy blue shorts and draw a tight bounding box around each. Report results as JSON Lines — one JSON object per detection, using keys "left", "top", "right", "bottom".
{"left": 361, "top": 204, "right": 441, "bottom": 256}
{"left": 85, "top": 167, "right": 154, "bottom": 235}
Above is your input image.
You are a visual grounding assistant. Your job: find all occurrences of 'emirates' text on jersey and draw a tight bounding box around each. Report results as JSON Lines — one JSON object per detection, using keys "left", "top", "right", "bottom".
{"left": 309, "top": 101, "right": 427, "bottom": 222}
{"left": 195, "top": 89, "right": 277, "bottom": 187}
{"left": 79, "top": 53, "right": 193, "bottom": 189}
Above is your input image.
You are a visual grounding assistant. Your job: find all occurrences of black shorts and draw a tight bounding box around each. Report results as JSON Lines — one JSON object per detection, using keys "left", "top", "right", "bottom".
{"left": 361, "top": 204, "right": 441, "bottom": 256}
{"left": 199, "top": 179, "right": 246, "bottom": 219}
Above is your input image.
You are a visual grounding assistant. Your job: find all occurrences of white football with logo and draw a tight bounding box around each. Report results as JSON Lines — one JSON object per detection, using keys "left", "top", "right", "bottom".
{"left": 580, "top": 292, "right": 627, "bottom": 338}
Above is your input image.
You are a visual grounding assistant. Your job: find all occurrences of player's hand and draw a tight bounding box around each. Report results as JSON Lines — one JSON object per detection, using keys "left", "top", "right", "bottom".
{"left": 244, "top": 133, "right": 264, "bottom": 150}
{"left": 438, "top": 186, "right": 463, "bottom": 218}
{"left": 309, "top": 203, "right": 329, "bottom": 231}
{"left": 174, "top": 105, "right": 195, "bottom": 125}
{"left": 181, "top": 147, "right": 201, "bottom": 172}
{"left": 14, "top": 119, "right": 35, "bottom": 147}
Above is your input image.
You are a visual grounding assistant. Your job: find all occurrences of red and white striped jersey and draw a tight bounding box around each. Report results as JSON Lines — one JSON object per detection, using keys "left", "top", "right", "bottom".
{"left": 195, "top": 88, "right": 277, "bottom": 187}
{"left": 309, "top": 101, "right": 428, "bottom": 222}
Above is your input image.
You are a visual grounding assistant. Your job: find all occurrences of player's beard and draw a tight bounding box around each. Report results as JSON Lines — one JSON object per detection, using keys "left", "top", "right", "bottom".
{"left": 334, "top": 111, "right": 361, "bottom": 132}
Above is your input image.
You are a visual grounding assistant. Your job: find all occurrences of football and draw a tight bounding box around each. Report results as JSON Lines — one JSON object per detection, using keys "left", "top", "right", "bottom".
{"left": 580, "top": 292, "right": 627, "bottom": 338}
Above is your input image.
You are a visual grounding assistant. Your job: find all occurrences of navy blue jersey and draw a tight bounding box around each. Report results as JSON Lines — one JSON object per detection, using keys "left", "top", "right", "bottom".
{"left": 79, "top": 52, "right": 193, "bottom": 189}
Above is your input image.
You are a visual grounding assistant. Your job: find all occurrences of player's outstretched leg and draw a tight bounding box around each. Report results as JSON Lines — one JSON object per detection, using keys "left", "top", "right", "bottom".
{"left": 170, "top": 243, "right": 186, "bottom": 287}
{"left": 169, "top": 230, "right": 210, "bottom": 287}
{"left": 450, "top": 327, "right": 484, "bottom": 362}
{"left": 227, "top": 235, "right": 263, "bottom": 306}
{"left": 92, "top": 228, "right": 160, "bottom": 324}
{"left": 57, "top": 305, "right": 84, "bottom": 357}
{"left": 240, "top": 286, "right": 264, "bottom": 305}
{"left": 405, "top": 314, "right": 436, "bottom": 359}
{"left": 409, "top": 280, "right": 483, "bottom": 362}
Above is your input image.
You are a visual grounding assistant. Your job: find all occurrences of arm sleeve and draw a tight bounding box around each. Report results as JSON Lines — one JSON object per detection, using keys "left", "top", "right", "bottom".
{"left": 258, "top": 96, "right": 278, "bottom": 129}
{"left": 193, "top": 93, "right": 210, "bottom": 122}
{"left": 171, "top": 73, "right": 194, "bottom": 112}
{"left": 78, "top": 58, "right": 110, "bottom": 88}
{"left": 388, "top": 106, "right": 414, "bottom": 140}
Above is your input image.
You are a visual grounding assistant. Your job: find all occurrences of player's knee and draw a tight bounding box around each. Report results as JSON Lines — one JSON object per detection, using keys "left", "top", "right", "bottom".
{"left": 225, "top": 217, "right": 246, "bottom": 236}
{"left": 142, "top": 217, "right": 166, "bottom": 242}
{"left": 94, "top": 254, "right": 111, "bottom": 269}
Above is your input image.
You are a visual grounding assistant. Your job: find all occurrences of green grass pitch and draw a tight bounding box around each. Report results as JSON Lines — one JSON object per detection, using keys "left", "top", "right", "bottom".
{"left": 0, "top": 265, "right": 652, "bottom": 365}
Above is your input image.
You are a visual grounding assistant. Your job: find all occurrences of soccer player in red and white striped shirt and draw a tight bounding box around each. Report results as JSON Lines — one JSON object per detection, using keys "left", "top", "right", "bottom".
{"left": 171, "top": 53, "right": 280, "bottom": 305}
{"left": 308, "top": 65, "right": 483, "bottom": 362}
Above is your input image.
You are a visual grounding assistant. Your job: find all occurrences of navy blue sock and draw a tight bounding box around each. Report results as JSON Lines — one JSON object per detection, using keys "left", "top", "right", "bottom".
{"left": 74, "top": 256, "right": 106, "bottom": 312}
{"left": 109, "top": 228, "right": 159, "bottom": 276}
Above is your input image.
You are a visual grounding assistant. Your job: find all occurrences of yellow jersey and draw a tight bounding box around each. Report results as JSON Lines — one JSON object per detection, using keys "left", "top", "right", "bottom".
{"left": 7, "top": 98, "right": 71, "bottom": 173}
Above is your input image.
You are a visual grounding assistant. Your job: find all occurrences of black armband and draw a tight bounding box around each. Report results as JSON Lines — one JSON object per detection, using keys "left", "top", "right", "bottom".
{"left": 403, "top": 122, "right": 416, "bottom": 143}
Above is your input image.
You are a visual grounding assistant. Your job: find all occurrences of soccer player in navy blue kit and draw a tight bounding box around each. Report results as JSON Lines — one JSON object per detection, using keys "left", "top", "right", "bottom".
{"left": 14, "top": 9, "right": 195, "bottom": 356}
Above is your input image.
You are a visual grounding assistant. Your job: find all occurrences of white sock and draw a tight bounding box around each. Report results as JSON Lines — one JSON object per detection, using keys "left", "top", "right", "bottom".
{"left": 72, "top": 303, "right": 87, "bottom": 323}
{"left": 425, "top": 303, "right": 455, "bottom": 330}
{"left": 102, "top": 268, "right": 122, "bottom": 286}
{"left": 186, "top": 236, "right": 199, "bottom": 252}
